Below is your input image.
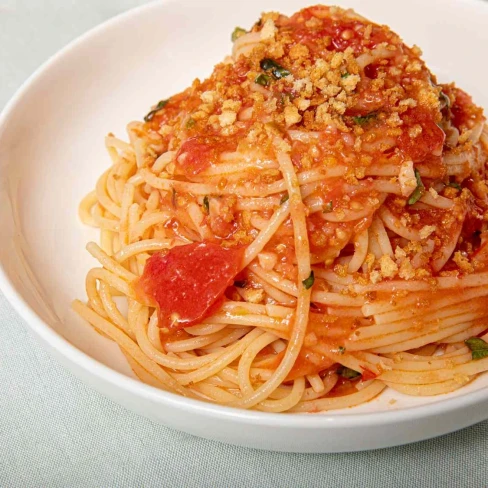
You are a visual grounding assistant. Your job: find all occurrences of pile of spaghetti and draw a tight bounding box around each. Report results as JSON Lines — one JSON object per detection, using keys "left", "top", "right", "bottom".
{"left": 74, "top": 5, "right": 488, "bottom": 413}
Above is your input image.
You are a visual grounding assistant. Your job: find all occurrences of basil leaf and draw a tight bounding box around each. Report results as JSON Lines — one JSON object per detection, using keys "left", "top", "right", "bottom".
{"left": 338, "top": 366, "right": 361, "bottom": 379}
{"left": 260, "top": 58, "right": 291, "bottom": 79}
{"left": 465, "top": 337, "right": 488, "bottom": 360}
{"left": 280, "top": 193, "right": 289, "bottom": 205}
{"left": 260, "top": 58, "right": 279, "bottom": 70}
{"left": 203, "top": 196, "right": 209, "bottom": 213}
{"left": 231, "top": 27, "right": 247, "bottom": 42}
{"left": 472, "top": 350, "right": 488, "bottom": 361}
{"left": 255, "top": 74, "right": 271, "bottom": 87}
{"left": 302, "top": 271, "right": 315, "bottom": 290}
{"left": 144, "top": 99, "right": 169, "bottom": 122}
{"left": 353, "top": 113, "right": 376, "bottom": 125}
{"left": 407, "top": 169, "right": 425, "bottom": 205}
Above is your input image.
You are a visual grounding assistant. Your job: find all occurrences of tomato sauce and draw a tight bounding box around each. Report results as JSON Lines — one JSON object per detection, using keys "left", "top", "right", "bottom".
{"left": 285, "top": 6, "right": 393, "bottom": 54}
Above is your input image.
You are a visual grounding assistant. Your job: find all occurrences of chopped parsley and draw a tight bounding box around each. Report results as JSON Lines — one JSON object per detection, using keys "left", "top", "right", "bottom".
{"left": 302, "top": 271, "right": 315, "bottom": 290}
{"left": 407, "top": 169, "right": 425, "bottom": 205}
{"left": 255, "top": 74, "right": 271, "bottom": 87}
{"left": 338, "top": 346, "right": 346, "bottom": 355}
{"left": 341, "top": 72, "right": 350, "bottom": 78}
{"left": 186, "top": 117, "right": 196, "bottom": 129}
{"left": 202, "top": 196, "right": 209, "bottom": 213}
{"left": 465, "top": 337, "right": 488, "bottom": 360}
{"left": 144, "top": 99, "right": 169, "bottom": 122}
{"left": 353, "top": 113, "right": 376, "bottom": 125}
{"left": 234, "top": 279, "right": 248, "bottom": 288}
{"left": 338, "top": 366, "right": 361, "bottom": 379}
{"left": 323, "top": 201, "right": 333, "bottom": 213}
{"left": 260, "top": 58, "right": 291, "bottom": 80}
{"left": 231, "top": 27, "right": 247, "bottom": 42}
{"left": 280, "top": 193, "right": 289, "bottom": 205}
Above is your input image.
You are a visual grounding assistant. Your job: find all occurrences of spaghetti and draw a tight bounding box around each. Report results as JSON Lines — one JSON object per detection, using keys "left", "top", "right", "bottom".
{"left": 74, "top": 5, "right": 488, "bottom": 413}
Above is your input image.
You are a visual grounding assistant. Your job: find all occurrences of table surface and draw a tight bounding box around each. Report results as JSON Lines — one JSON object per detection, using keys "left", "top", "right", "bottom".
{"left": 1, "top": 1, "right": 487, "bottom": 486}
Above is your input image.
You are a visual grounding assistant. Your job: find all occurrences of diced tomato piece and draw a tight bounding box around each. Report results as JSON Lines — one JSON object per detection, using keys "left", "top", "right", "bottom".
{"left": 134, "top": 242, "right": 244, "bottom": 329}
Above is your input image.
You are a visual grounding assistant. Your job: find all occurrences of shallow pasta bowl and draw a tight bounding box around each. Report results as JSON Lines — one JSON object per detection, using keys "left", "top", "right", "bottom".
{"left": 1, "top": 0, "right": 488, "bottom": 453}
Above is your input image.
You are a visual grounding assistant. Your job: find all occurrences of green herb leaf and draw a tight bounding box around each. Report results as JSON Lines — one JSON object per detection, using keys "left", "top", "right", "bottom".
{"left": 260, "top": 58, "right": 291, "bottom": 80}
{"left": 341, "top": 72, "right": 350, "bottom": 78}
{"left": 353, "top": 113, "right": 376, "bottom": 125}
{"left": 202, "top": 196, "right": 209, "bottom": 213}
{"left": 338, "top": 366, "right": 361, "bottom": 379}
{"left": 338, "top": 346, "right": 346, "bottom": 355}
{"left": 323, "top": 201, "right": 333, "bottom": 213}
{"left": 234, "top": 280, "right": 248, "bottom": 288}
{"left": 260, "top": 58, "right": 279, "bottom": 71}
{"left": 280, "top": 193, "right": 289, "bottom": 205}
{"left": 255, "top": 74, "right": 271, "bottom": 87}
{"left": 448, "top": 181, "right": 461, "bottom": 190}
{"left": 407, "top": 169, "right": 425, "bottom": 205}
{"left": 465, "top": 337, "right": 488, "bottom": 360}
{"left": 231, "top": 27, "right": 247, "bottom": 42}
{"left": 302, "top": 270, "right": 315, "bottom": 290}
{"left": 144, "top": 99, "right": 169, "bottom": 122}
{"left": 186, "top": 118, "right": 196, "bottom": 129}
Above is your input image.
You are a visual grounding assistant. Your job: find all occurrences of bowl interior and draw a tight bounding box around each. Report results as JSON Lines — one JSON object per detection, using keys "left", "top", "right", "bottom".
{"left": 1, "top": 0, "right": 488, "bottom": 415}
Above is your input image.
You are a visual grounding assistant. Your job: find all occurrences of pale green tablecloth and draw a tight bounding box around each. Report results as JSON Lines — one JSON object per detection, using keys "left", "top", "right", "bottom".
{"left": 0, "top": 1, "right": 486, "bottom": 486}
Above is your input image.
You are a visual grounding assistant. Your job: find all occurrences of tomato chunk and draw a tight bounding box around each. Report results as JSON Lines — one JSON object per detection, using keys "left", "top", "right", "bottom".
{"left": 134, "top": 242, "right": 244, "bottom": 329}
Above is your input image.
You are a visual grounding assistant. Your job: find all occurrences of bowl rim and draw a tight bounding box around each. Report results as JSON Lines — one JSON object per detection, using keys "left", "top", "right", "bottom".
{"left": 1, "top": 0, "right": 488, "bottom": 430}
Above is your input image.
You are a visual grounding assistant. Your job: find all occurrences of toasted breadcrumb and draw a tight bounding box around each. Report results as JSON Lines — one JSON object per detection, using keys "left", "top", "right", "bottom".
{"left": 419, "top": 225, "right": 436, "bottom": 240}
{"left": 379, "top": 255, "right": 399, "bottom": 278}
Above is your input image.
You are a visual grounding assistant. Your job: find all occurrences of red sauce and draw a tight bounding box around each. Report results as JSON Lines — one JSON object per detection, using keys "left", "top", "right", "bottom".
{"left": 286, "top": 350, "right": 335, "bottom": 380}
{"left": 285, "top": 6, "right": 392, "bottom": 54}
{"left": 175, "top": 135, "right": 238, "bottom": 177}
{"left": 449, "top": 86, "right": 486, "bottom": 131}
{"left": 398, "top": 107, "right": 445, "bottom": 162}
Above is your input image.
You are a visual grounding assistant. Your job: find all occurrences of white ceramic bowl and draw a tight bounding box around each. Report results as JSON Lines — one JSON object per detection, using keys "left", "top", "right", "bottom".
{"left": 1, "top": 0, "right": 488, "bottom": 453}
